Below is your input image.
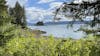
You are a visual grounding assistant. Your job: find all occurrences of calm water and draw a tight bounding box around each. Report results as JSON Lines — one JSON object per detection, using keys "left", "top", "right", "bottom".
{"left": 27, "top": 22, "right": 85, "bottom": 39}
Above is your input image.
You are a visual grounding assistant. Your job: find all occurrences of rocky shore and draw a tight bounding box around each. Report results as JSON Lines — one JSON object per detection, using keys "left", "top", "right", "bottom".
{"left": 32, "top": 29, "right": 46, "bottom": 38}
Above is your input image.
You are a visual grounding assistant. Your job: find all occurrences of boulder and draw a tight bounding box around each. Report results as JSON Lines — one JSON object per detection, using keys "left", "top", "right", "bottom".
{"left": 35, "top": 21, "right": 44, "bottom": 26}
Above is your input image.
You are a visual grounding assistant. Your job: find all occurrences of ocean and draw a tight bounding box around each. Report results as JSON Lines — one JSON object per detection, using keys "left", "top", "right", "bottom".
{"left": 27, "top": 21, "right": 86, "bottom": 39}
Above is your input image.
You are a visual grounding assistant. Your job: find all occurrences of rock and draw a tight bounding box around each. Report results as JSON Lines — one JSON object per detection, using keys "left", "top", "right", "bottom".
{"left": 32, "top": 30, "right": 46, "bottom": 34}
{"left": 35, "top": 21, "right": 44, "bottom": 26}
{"left": 32, "top": 30, "right": 46, "bottom": 38}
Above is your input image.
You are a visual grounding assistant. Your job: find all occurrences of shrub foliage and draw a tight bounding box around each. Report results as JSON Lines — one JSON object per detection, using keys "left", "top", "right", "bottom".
{"left": 0, "top": 36, "right": 99, "bottom": 56}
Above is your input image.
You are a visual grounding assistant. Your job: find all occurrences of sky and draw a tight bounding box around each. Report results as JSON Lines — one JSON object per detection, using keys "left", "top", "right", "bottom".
{"left": 5, "top": 0, "right": 95, "bottom": 38}
{"left": 6, "top": 0, "right": 94, "bottom": 23}
{"left": 6, "top": 0, "right": 75, "bottom": 23}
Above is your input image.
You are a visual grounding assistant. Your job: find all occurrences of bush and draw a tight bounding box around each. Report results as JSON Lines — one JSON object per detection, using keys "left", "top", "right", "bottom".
{"left": 0, "top": 36, "right": 100, "bottom": 56}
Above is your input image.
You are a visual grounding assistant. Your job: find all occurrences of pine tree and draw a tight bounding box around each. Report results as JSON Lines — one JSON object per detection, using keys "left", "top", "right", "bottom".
{"left": 54, "top": 0, "right": 100, "bottom": 37}
{"left": 9, "top": 1, "right": 27, "bottom": 28}
{"left": 21, "top": 7, "right": 27, "bottom": 28}
{"left": 0, "top": 0, "right": 16, "bottom": 45}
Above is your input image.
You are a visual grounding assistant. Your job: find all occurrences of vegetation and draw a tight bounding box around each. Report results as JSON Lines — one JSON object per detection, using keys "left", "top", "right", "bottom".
{"left": 0, "top": 0, "right": 16, "bottom": 45}
{"left": 9, "top": 2, "right": 26, "bottom": 28}
{"left": 0, "top": 0, "right": 100, "bottom": 56}
{"left": 0, "top": 0, "right": 32, "bottom": 46}
{"left": 0, "top": 36, "right": 99, "bottom": 56}
{"left": 54, "top": 0, "right": 100, "bottom": 36}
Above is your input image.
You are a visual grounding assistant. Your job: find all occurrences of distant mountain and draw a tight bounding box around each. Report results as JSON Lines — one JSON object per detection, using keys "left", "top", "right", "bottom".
{"left": 27, "top": 21, "right": 90, "bottom": 26}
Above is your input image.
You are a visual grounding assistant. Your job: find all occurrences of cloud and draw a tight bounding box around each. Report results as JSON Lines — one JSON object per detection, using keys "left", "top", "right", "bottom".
{"left": 26, "top": 2, "right": 63, "bottom": 21}
{"left": 73, "top": 0, "right": 96, "bottom": 4}
{"left": 6, "top": 0, "right": 70, "bottom": 23}
{"left": 73, "top": 0, "right": 83, "bottom": 3}
{"left": 25, "top": 5, "right": 61, "bottom": 23}
{"left": 38, "top": 0, "right": 55, "bottom": 4}
{"left": 48, "top": 2, "right": 73, "bottom": 21}
{"left": 25, "top": 2, "right": 70, "bottom": 23}
{"left": 6, "top": 0, "right": 28, "bottom": 8}
{"left": 26, "top": 6, "right": 54, "bottom": 23}
{"left": 49, "top": 2, "right": 63, "bottom": 10}
{"left": 6, "top": 0, "right": 56, "bottom": 23}
{"left": 26, "top": 7, "right": 44, "bottom": 22}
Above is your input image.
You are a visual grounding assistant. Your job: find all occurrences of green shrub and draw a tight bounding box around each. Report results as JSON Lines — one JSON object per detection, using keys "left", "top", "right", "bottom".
{"left": 0, "top": 36, "right": 100, "bottom": 56}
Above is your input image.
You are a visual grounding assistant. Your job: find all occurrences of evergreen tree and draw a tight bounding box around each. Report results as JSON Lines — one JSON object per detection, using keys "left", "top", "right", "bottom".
{"left": 9, "top": 1, "right": 27, "bottom": 28}
{"left": 54, "top": 0, "right": 100, "bottom": 37}
{"left": 0, "top": 0, "right": 16, "bottom": 45}
{"left": 21, "top": 7, "right": 27, "bottom": 28}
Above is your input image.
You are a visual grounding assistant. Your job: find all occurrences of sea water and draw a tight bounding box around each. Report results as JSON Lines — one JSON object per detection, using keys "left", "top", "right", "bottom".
{"left": 27, "top": 22, "right": 85, "bottom": 39}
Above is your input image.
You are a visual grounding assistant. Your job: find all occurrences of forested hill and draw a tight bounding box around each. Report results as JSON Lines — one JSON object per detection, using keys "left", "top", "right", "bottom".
{"left": 28, "top": 21, "right": 90, "bottom": 26}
